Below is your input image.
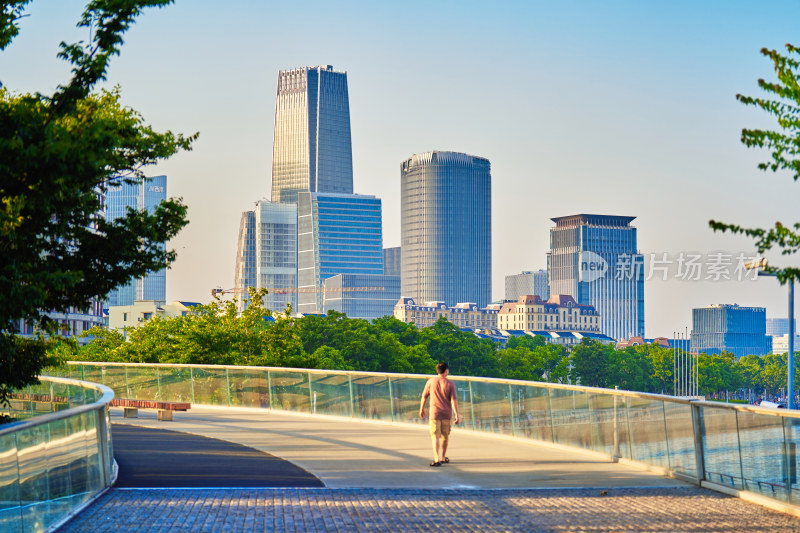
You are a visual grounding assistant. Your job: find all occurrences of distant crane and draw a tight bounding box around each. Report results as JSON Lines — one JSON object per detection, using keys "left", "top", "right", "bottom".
{"left": 211, "top": 286, "right": 385, "bottom": 298}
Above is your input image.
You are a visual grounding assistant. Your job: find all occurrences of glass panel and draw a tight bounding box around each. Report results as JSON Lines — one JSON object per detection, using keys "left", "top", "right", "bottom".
{"left": 469, "top": 380, "right": 512, "bottom": 435}
{"left": 785, "top": 418, "right": 800, "bottom": 506}
{"left": 156, "top": 367, "right": 194, "bottom": 403}
{"left": 269, "top": 371, "right": 310, "bottom": 413}
{"left": 43, "top": 419, "right": 73, "bottom": 526}
{"left": 121, "top": 366, "right": 160, "bottom": 401}
{"left": 308, "top": 373, "right": 352, "bottom": 417}
{"left": 0, "top": 433, "right": 22, "bottom": 533}
{"left": 701, "top": 406, "right": 743, "bottom": 489}
{"left": 587, "top": 391, "right": 617, "bottom": 455}
{"left": 510, "top": 384, "right": 552, "bottom": 442}
{"left": 386, "top": 377, "right": 428, "bottom": 425}
{"left": 663, "top": 401, "right": 696, "bottom": 478}
{"left": 16, "top": 423, "right": 49, "bottom": 533}
{"left": 736, "top": 411, "right": 789, "bottom": 501}
{"left": 549, "top": 388, "right": 594, "bottom": 449}
{"left": 627, "top": 398, "right": 669, "bottom": 468}
{"left": 351, "top": 374, "right": 391, "bottom": 421}
{"left": 228, "top": 368, "right": 269, "bottom": 408}
{"left": 82, "top": 412, "right": 103, "bottom": 494}
{"left": 190, "top": 367, "right": 230, "bottom": 406}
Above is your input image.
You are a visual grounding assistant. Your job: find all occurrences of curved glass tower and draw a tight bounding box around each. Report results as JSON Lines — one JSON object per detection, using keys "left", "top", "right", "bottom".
{"left": 271, "top": 65, "right": 353, "bottom": 204}
{"left": 401, "top": 151, "right": 491, "bottom": 307}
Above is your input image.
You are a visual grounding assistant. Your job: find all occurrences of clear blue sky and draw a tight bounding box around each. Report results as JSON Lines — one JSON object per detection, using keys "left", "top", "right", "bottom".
{"left": 2, "top": 0, "right": 799, "bottom": 337}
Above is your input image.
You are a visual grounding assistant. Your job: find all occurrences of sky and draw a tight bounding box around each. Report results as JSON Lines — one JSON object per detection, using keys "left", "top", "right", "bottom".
{"left": 2, "top": 0, "right": 799, "bottom": 337}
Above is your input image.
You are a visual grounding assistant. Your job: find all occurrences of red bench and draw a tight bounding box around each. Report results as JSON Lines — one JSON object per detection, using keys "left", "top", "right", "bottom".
{"left": 110, "top": 399, "right": 191, "bottom": 421}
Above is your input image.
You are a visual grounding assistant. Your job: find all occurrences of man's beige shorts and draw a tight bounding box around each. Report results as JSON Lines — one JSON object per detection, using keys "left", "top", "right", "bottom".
{"left": 429, "top": 419, "right": 451, "bottom": 439}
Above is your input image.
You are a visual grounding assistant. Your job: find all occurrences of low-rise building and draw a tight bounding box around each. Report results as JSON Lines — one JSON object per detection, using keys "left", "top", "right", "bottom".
{"left": 108, "top": 300, "right": 200, "bottom": 332}
{"left": 394, "top": 298, "right": 499, "bottom": 329}
{"left": 497, "top": 294, "right": 600, "bottom": 333}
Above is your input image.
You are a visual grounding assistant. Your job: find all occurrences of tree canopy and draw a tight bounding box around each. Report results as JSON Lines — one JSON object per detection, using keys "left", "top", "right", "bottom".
{"left": 0, "top": 0, "right": 194, "bottom": 404}
{"left": 709, "top": 43, "right": 800, "bottom": 284}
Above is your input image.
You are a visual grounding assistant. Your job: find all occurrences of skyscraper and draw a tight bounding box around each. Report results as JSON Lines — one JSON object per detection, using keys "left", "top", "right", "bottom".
{"left": 383, "top": 246, "right": 401, "bottom": 277}
{"left": 548, "top": 214, "right": 644, "bottom": 340}
{"left": 505, "top": 270, "right": 549, "bottom": 301}
{"left": 271, "top": 65, "right": 353, "bottom": 204}
{"left": 297, "top": 192, "right": 386, "bottom": 315}
{"left": 106, "top": 175, "right": 167, "bottom": 306}
{"left": 401, "top": 151, "right": 492, "bottom": 307}
{"left": 233, "top": 210, "right": 257, "bottom": 311}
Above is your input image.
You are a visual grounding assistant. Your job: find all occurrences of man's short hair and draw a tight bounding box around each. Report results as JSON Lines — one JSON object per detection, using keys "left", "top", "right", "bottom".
{"left": 436, "top": 362, "right": 448, "bottom": 374}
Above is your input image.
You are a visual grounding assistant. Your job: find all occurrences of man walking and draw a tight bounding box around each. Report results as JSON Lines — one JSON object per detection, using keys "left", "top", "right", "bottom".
{"left": 419, "top": 362, "right": 460, "bottom": 467}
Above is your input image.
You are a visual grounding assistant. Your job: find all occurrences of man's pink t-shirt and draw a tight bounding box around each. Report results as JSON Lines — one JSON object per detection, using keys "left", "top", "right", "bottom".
{"left": 422, "top": 376, "right": 456, "bottom": 420}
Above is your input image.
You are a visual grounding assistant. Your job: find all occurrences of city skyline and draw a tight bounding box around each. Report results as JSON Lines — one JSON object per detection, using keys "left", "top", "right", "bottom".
{"left": 1, "top": 1, "right": 798, "bottom": 336}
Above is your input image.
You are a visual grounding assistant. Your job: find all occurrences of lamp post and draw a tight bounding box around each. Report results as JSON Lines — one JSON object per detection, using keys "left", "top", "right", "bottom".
{"left": 745, "top": 258, "right": 795, "bottom": 409}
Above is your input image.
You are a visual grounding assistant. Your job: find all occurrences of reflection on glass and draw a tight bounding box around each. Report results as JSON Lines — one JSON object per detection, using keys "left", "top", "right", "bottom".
{"left": 308, "top": 373, "right": 352, "bottom": 417}
{"left": 351, "top": 375, "right": 391, "bottom": 421}
{"left": 702, "top": 406, "right": 743, "bottom": 489}
{"left": 736, "top": 411, "right": 789, "bottom": 502}
{"left": 228, "top": 369, "right": 269, "bottom": 408}
{"left": 663, "top": 402, "right": 696, "bottom": 477}
{"left": 468, "top": 380, "right": 512, "bottom": 435}
{"left": 0, "top": 433, "right": 21, "bottom": 533}
{"left": 270, "top": 371, "right": 310, "bottom": 412}
{"left": 627, "top": 398, "right": 669, "bottom": 468}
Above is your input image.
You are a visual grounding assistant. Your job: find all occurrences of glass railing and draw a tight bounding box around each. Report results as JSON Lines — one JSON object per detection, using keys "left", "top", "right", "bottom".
{"left": 0, "top": 376, "right": 115, "bottom": 533}
{"left": 53, "top": 362, "right": 800, "bottom": 511}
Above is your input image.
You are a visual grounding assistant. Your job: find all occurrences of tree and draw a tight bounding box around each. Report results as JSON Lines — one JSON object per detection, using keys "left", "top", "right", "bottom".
{"left": 569, "top": 338, "right": 614, "bottom": 388}
{"left": 709, "top": 44, "right": 800, "bottom": 284}
{"left": 0, "top": 1, "right": 195, "bottom": 404}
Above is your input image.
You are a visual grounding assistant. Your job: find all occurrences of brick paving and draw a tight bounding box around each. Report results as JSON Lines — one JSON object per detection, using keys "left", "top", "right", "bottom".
{"left": 60, "top": 487, "right": 800, "bottom": 532}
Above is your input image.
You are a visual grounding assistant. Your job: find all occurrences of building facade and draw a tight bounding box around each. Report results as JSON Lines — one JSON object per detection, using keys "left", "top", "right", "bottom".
{"left": 297, "top": 192, "right": 384, "bottom": 314}
{"left": 401, "top": 151, "right": 491, "bottom": 308}
{"left": 322, "top": 273, "right": 400, "bottom": 320}
{"left": 394, "top": 298, "right": 500, "bottom": 330}
{"left": 108, "top": 300, "right": 200, "bottom": 332}
{"left": 233, "top": 210, "right": 257, "bottom": 311}
{"left": 15, "top": 300, "right": 105, "bottom": 346}
{"left": 691, "top": 304, "right": 771, "bottom": 357}
{"left": 105, "top": 175, "right": 168, "bottom": 307}
{"left": 548, "top": 214, "right": 644, "bottom": 341}
{"left": 766, "top": 318, "right": 796, "bottom": 337}
{"left": 383, "top": 246, "right": 401, "bottom": 277}
{"left": 254, "top": 201, "right": 298, "bottom": 313}
{"left": 505, "top": 269, "right": 549, "bottom": 301}
{"left": 496, "top": 294, "right": 600, "bottom": 333}
{"left": 271, "top": 65, "right": 353, "bottom": 204}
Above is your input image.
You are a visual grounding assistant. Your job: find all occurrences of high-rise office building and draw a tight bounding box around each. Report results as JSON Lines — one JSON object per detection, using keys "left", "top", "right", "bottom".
{"left": 548, "top": 214, "right": 644, "bottom": 340}
{"left": 383, "top": 247, "right": 401, "bottom": 277}
{"left": 766, "top": 318, "right": 796, "bottom": 337}
{"left": 691, "top": 304, "right": 770, "bottom": 357}
{"left": 255, "top": 201, "right": 298, "bottom": 313}
{"left": 401, "top": 151, "right": 492, "bottom": 307}
{"left": 297, "top": 192, "right": 385, "bottom": 314}
{"left": 505, "top": 270, "right": 549, "bottom": 301}
{"left": 271, "top": 65, "right": 353, "bottom": 204}
{"left": 323, "top": 273, "right": 400, "bottom": 320}
{"left": 233, "top": 202, "right": 298, "bottom": 314}
{"left": 233, "top": 210, "right": 257, "bottom": 310}
{"left": 106, "top": 175, "right": 167, "bottom": 306}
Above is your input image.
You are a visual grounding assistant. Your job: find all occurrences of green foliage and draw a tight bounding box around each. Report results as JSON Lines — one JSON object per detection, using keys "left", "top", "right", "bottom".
{"left": 0, "top": 1, "right": 193, "bottom": 396}
{"left": 709, "top": 43, "right": 800, "bottom": 285}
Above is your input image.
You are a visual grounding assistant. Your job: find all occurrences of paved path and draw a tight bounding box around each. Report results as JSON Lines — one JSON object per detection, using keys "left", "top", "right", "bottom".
{"left": 55, "top": 406, "right": 800, "bottom": 531}
{"left": 112, "top": 424, "right": 322, "bottom": 488}
{"left": 106, "top": 406, "right": 688, "bottom": 489}
{"left": 61, "top": 487, "right": 800, "bottom": 532}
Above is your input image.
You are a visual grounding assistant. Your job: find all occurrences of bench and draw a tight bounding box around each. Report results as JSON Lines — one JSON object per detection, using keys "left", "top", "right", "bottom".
{"left": 110, "top": 399, "right": 191, "bottom": 421}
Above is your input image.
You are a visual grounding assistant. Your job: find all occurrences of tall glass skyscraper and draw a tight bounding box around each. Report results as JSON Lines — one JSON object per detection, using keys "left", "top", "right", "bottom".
{"left": 400, "top": 151, "right": 492, "bottom": 307}
{"left": 105, "top": 175, "right": 167, "bottom": 306}
{"left": 505, "top": 270, "right": 549, "bottom": 301}
{"left": 297, "top": 192, "right": 385, "bottom": 314}
{"left": 691, "top": 304, "right": 770, "bottom": 357}
{"left": 271, "top": 65, "right": 353, "bottom": 204}
{"left": 548, "top": 214, "right": 644, "bottom": 340}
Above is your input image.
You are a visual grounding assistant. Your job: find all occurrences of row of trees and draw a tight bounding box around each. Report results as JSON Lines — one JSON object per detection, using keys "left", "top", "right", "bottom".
{"left": 47, "top": 289, "right": 798, "bottom": 397}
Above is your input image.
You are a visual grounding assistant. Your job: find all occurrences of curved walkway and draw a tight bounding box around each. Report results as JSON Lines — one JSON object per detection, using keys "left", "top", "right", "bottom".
{"left": 56, "top": 406, "right": 800, "bottom": 532}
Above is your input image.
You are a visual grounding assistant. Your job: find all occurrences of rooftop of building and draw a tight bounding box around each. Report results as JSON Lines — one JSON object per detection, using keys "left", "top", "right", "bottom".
{"left": 403, "top": 150, "right": 490, "bottom": 167}
{"left": 550, "top": 214, "right": 637, "bottom": 228}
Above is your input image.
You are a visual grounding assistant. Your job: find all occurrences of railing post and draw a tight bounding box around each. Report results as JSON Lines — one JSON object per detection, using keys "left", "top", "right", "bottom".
{"left": 508, "top": 384, "right": 516, "bottom": 436}
{"left": 387, "top": 377, "right": 395, "bottom": 422}
{"left": 468, "top": 381, "right": 476, "bottom": 430}
{"left": 348, "top": 374, "right": 355, "bottom": 418}
{"left": 308, "top": 372, "right": 314, "bottom": 414}
{"left": 690, "top": 402, "right": 706, "bottom": 486}
{"left": 95, "top": 407, "right": 111, "bottom": 488}
{"left": 225, "top": 368, "right": 231, "bottom": 406}
{"left": 266, "top": 370, "right": 273, "bottom": 409}
{"left": 190, "top": 368, "right": 195, "bottom": 404}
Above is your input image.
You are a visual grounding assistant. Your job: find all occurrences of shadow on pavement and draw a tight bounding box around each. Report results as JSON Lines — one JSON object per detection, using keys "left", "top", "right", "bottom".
{"left": 112, "top": 423, "right": 324, "bottom": 488}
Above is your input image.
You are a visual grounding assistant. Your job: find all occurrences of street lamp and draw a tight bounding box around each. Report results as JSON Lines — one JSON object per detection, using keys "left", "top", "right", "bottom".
{"left": 745, "top": 258, "right": 795, "bottom": 409}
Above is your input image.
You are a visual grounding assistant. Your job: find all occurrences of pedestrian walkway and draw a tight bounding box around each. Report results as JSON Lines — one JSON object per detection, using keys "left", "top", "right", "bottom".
{"left": 55, "top": 406, "right": 800, "bottom": 532}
